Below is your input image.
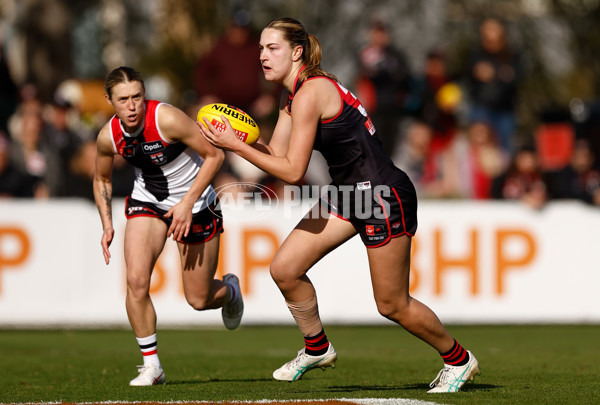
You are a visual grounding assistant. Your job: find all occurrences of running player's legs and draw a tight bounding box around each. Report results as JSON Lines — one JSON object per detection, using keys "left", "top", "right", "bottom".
{"left": 124, "top": 216, "right": 169, "bottom": 338}
{"left": 178, "top": 235, "right": 229, "bottom": 310}
{"left": 366, "top": 235, "right": 455, "bottom": 353}
{"left": 270, "top": 212, "right": 357, "bottom": 302}
{"left": 270, "top": 209, "right": 356, "bottom": 381}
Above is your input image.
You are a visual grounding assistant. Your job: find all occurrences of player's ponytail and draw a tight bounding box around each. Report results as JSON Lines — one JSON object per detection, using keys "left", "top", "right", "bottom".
{"left": 265, "top": 17, "right": 338, "bottom": 83}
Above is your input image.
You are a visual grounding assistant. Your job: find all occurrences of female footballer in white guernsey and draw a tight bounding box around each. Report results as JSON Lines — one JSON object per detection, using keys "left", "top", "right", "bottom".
{"left": 199, "top": 18, "right": 479, "bottom": 393}
{"left": 94, "top": 66, "right": 243, "bottom": 386}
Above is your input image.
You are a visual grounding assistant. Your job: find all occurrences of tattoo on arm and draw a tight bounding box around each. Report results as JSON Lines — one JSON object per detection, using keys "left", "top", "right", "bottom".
{"left": 101, "top": 187, "right": 112, "bottom": 220}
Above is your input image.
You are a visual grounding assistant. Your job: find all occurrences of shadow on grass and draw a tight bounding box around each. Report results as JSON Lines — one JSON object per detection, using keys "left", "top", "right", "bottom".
{"left": 323, "top": 383, "right": 499, "bottom": 393}
{"left": 456, "top": 383, "right": 500, "bottom": 392}
{"left": 325, "top": 385, "right": 412, "bottom": 393}
{"left": 166, "top": 377, "right": 274, "bottom": 385}
{"left": 164, "top": 379, "right": 500, "bottom": 394}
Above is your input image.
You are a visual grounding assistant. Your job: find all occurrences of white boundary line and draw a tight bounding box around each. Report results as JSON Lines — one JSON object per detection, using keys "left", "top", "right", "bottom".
{"left": 350, "top": 399, "right": 443, "bottom": 405}
{"left": 5, "top": 398, "right": 444, "bottom": 405}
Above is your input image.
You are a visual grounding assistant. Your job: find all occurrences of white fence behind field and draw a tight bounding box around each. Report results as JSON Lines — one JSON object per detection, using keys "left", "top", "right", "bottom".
{"left": 0, "top": 199, "right": 599, "bottom": 327}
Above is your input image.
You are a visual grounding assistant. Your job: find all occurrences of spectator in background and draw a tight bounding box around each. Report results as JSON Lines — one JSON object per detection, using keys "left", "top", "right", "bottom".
{"left": 63, "top": 139, "right": 96, "bottom": 201}
{"left": 0, "top": 134, "right": 37, "bottom": 197}
{"left": 392, "top": 119, "right": 434, "bottom": 194}
{"left": 407, "top": 49, "right": 461, "bottom": 154}
{"left": 355, "top": 18, "right": 411, "bottom": 154}
{"left": 10, "top": 107, "right": 61, "bottom": 198}
{"left": 491, "top": 144, "right": 548, "bottom": 209}
{"left": 449, "top": 121, "right": 508, "bottom": 199}
{"left": 193, "top": 9, "right": 277, "bottom": 122}
{"left": 547, "top": 138, "right": 600, "bottom": 206}
{"left": 464, "top": 17, "right": 522, "bottom": 154}
{"left": 393, "top": 118, "right": 466, "bottom": 200}
{"left": 41, "top": 97, "right": 84, "bottom": 196}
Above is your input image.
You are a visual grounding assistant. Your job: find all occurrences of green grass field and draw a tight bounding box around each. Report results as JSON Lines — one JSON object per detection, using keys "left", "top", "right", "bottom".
{"left": 1, "top": 324, "right": 599, "bottom": 404}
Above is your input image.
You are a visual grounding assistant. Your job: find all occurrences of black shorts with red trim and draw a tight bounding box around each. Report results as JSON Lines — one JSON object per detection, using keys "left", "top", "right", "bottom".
{"left": 320, "top": 180, "right": 418, "bottom": 248}
{"left": 124, "top": 197, "right": 223, "bottom": 244}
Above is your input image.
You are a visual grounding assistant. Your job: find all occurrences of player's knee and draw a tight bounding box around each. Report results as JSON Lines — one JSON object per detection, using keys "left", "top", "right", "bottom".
{"left": 269, "top": 259, "right": 287, "bottom": 286}
{"left": 270, "top": 265, "right": 297, "bottom": 292}
{"left": 375, "top": 298, "right": 409, "bottom": 323}
{"left": 270, "top": 255, "right": 306, "bottom": 293}
{"left": 126, "top": 273, "right": 151, "bottom": 298}
{"left": 185, "top": 294, "right": 211, "bottom": 311}
{"left": 376, "top": 302, "right": 396, "bottom": 320}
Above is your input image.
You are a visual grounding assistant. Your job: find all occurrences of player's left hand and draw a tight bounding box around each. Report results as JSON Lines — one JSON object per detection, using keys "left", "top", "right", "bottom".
{"left": 165, "top": 201, "right": 193, "bottom": 242}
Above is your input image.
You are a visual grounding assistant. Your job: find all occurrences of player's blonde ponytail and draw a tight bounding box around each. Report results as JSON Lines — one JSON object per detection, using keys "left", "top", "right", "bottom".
{"left": 265, "top": 17, "right": 338, "bottom": 83}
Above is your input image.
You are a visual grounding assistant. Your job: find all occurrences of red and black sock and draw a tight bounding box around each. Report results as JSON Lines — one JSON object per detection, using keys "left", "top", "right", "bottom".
{"left": 440, "top": 339, "right": 469, "bottom": 366}
{"left": 304, "top": 329, "right": 329, "bottom": 356}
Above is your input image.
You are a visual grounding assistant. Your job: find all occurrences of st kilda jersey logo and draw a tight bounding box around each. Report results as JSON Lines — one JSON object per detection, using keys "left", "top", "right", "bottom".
{"left": 142, "top": 140, "right": 167, "bottom": 164}
{"left": 119, "top": 137, "right": 138, "bottom": 158}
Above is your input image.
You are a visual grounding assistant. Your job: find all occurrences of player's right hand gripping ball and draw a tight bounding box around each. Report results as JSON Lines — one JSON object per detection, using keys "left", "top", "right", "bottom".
{"left": 197, "top": 103, "right": 260, "bottom": 144}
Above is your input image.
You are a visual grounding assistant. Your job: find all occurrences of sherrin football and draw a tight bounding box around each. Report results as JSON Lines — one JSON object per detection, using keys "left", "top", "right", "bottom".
{"left": 197, "top": 103, "right": 260, "bottom": 145}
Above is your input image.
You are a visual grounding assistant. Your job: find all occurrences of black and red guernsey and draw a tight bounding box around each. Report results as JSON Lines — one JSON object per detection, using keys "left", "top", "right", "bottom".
{"left": 288, "top": 69, "right": 418, "bottom": 246}
{"left": 288, "top": 71, "right": 410, "bottom": 194}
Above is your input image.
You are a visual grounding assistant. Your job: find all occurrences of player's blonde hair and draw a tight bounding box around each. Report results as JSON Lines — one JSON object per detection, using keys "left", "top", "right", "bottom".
{"left": 265, "top": 17, "right": 338, "bottom": 83}
{"left": 104, "top": 66, "right": 145, "bottom": 98}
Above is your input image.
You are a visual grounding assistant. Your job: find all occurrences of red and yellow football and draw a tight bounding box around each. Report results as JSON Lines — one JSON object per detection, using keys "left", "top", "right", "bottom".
{"left": 197, "top": 103, "right": 260, "bottom": 145}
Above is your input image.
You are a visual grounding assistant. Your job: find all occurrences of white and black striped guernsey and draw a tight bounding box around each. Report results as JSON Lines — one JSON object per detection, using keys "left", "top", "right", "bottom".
{"left": 109, "top": 100, "right": 215, "bottom": 213}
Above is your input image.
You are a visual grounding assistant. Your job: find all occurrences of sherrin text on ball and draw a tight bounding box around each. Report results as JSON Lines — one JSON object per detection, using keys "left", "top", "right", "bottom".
{"left": 197, "top": 103, "right": 260, "bottom": 144}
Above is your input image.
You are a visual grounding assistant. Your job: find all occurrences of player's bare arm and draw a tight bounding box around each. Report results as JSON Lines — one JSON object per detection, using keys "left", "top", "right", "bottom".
{"left": 234, "top": 90, "right": 291, "bottom": 158}
{"left": 264, "top": 78, "right": 339, "bottom": 183}
{"left": 262, "top": 91, "right": 293, "bottom": 157}
{"left": 93, "top": 126, "right": 116, "bottom": 264}
{"left": 200, "top": 85, "right": 321, "bottom": 184}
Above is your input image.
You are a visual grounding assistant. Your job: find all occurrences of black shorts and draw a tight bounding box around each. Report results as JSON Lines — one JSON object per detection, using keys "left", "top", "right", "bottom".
{"left": 320, "top": 181, "right": 418, "bottom": 248}
{"left": 124, "top": 197, "right": 223, "bottom": 244}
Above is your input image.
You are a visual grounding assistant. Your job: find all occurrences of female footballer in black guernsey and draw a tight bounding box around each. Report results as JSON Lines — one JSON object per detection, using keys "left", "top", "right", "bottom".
{"left": 199, "top": 18, "right": 479, "bottom": 393}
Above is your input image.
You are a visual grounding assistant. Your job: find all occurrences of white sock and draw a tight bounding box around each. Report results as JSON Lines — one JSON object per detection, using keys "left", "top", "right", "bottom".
{"left": 136, "top": 334, "right": 161, "bottom": 367}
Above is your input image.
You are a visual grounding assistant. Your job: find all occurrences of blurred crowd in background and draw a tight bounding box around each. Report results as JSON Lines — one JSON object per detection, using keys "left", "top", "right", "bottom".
{"left": 1, "top": 0, "right": 600, "bottom": 210}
